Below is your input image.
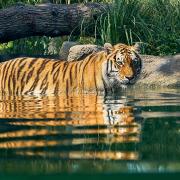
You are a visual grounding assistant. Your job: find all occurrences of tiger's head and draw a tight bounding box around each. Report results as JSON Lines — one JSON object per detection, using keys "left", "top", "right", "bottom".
{"left": 103, "top": 43, "right": 142, "bottom": 88}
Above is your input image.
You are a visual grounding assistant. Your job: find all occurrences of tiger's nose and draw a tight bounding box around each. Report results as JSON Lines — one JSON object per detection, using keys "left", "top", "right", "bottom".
{"left": 125, "top": 76, "right": 134, "bottom": 81}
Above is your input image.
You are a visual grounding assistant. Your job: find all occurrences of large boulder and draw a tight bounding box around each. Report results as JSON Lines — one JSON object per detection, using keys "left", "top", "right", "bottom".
{"left": 68, "top": 44, "right": 104, "bottom": 61}
{"left": 59, "top": 41, "right": 79, "bottom": 60}
{"left": 136, "top": 54, "right": 180, "bottom": 88}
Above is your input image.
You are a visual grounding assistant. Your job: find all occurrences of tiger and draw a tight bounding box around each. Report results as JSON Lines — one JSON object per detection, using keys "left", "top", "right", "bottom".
{"left": 0, "top": 43, "right": 142, "bottom": 95}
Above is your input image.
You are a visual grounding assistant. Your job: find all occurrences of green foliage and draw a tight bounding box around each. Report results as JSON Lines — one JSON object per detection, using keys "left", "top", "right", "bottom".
{"left": 0, "top": 0, "right": 179, "bottom": 56}
{"left": 96, "top": 0, "right": 180, "bottom": 55}
{"left": 0, "top": 36, "right": 67, "bottom": 56}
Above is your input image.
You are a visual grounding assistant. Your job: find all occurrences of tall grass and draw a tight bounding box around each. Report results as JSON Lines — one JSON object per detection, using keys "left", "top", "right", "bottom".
{"left": 96, "top": 0, "right": 180, "bottom": 55}
{"left": 0, "top": 0, "right": 180, "bottom": 57}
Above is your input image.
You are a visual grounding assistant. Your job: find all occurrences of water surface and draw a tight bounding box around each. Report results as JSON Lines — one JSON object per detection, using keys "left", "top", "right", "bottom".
{"left": 0, "top": 88, "right": 179, "bottom": 175}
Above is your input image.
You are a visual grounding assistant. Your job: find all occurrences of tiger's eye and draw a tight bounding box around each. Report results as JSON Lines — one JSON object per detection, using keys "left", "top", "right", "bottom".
{"left": 116, "top": 58, "right": 124, "bottom": 65}
{"left": 117, "top": 61, "right": 123, "bottom": 65}
{"left": 133, "top": 59, "right": 139, "bottom": 65}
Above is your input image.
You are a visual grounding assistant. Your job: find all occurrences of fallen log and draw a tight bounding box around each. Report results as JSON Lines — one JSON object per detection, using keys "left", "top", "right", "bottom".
{"left": 0, "top": 2, "right": 108, "bottom": 43}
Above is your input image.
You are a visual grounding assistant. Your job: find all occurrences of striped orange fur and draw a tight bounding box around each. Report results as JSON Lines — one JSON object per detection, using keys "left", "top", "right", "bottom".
{"left": 0, "top": 43, "right": 142, "bottom": 95}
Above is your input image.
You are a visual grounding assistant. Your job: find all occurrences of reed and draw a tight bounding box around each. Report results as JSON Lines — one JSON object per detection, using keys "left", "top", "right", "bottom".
{"left": 96, "top": 0, "right": 180, "bottom": 55}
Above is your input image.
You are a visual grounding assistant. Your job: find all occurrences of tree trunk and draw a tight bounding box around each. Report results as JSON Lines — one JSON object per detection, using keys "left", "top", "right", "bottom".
{"left": 0, "top": 2, "right": 108, "bottom": 43}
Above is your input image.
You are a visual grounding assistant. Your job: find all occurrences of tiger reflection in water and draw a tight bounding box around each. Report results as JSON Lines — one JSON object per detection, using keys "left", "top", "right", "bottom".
{"left": 0, "top": 95, "right": 142, "bottom": 161}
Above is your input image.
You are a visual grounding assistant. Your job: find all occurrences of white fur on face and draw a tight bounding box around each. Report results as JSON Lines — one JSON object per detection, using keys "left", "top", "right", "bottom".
{"left": 130, "top": 52, "right": 139, "bottom": 62}
{"left": 116, "top": 52, "right": 125, "bottom": 65}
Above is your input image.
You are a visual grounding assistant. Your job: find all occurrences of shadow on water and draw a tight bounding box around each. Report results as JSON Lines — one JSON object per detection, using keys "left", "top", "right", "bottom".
{"left": 0, "top": 88, "right": 179, "bottom": 174}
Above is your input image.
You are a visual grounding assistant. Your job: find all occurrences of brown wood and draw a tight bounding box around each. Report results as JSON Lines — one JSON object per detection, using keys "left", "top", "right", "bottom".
{"left": 0, "top": 2, "right": 108, "bottom": 43}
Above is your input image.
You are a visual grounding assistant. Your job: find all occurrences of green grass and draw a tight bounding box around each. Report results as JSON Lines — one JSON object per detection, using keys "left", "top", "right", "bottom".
{"left": 0, "top": 0, "right": 180, "bottom": 57}
{"left": 96, "top": 0, "right": 180, "bottom": 55}
{"left": 0, "top": 36, "right": 65, "bottom": 57}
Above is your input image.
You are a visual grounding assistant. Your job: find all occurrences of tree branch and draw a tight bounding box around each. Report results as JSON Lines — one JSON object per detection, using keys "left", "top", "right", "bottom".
{"left": 0, "top": 2, "right": 108, "bottom": 43}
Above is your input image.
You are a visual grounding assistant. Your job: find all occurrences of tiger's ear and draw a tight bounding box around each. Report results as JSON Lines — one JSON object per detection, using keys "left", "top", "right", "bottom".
{"left": 104, "top": 43, "right": 113, "bottom": 54}
{"left": 131, "top": 42, "right": 141, "bottom": 53}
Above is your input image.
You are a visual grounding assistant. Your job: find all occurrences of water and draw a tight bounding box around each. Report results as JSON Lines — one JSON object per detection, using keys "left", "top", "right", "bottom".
{"left": 0, "top": 88, "right": 179, "bottom": 176}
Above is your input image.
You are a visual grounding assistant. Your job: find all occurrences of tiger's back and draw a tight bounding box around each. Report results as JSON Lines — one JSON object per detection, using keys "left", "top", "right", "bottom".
{"left": 0, "top": 52, "right": 107, "bottom": 95}
{"left": 0, "top": 57, "right": 67, "bottom": 95}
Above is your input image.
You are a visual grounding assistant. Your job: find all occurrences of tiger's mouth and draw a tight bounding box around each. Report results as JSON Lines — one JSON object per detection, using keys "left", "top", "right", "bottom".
{"left": 125, "top": 77, "right": 136, "bottom": 85}
{"left": 126, "top": 78, "right": 136, "bottom": 85}
{"left": 125, "top": 72, "right": 141, "bottom": 85}
{"left": 108, "top": 72, "right": 129, "bottom": 86}
{"left": 108, "top": 73, "right": 137, "bottom": 86}
{"left": 107, "top": 69, "right": 140, "bottom": 86}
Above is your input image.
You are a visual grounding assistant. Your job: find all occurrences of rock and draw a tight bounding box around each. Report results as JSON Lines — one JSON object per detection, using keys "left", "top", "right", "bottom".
{"left": 135, "top": 54, "right": 180, "bottom": 88}
{"left": 67, "top": 44, "right": 105, "bottom": 61}
{"left": 59, "top": 41, "right": 79, "bottom": 60}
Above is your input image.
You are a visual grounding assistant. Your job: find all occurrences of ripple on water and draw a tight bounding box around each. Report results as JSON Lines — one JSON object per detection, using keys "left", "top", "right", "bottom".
{"left": 0, "top": 88, "right": 179, "bottom": 173}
